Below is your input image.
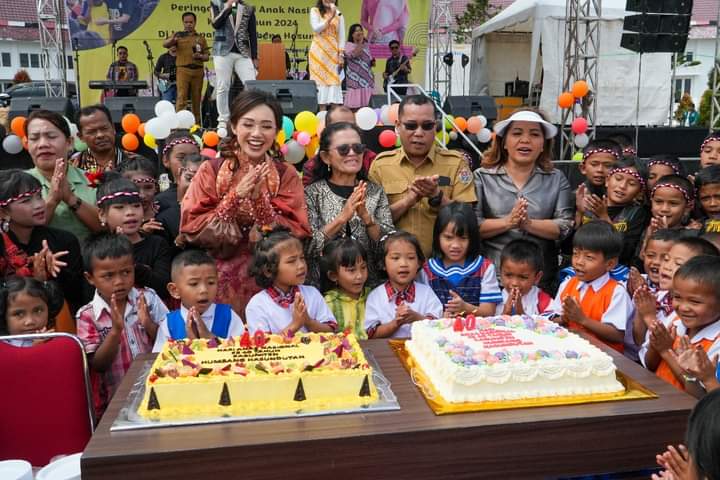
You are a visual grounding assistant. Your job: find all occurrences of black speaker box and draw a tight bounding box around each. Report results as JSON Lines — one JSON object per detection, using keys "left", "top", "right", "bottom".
{"left": 626, "top": 0, "right": 693, "bottom": 14}
{"left": 624, "top": 13, "right": 690, "bottom": 34}
{"left": 443, "top": 96, "right": 497, "bottom": 123}
{"left": 621, "top": 33, "right": 688, "bottom": 53}
{"left": 8, "top": 97, "right": 75, "bottom": 122}
{"left": 244, "top": 80, "right": 318, "bottom": 116}
{"left": 103, "top": 96, "right": 159, "bottom": 124}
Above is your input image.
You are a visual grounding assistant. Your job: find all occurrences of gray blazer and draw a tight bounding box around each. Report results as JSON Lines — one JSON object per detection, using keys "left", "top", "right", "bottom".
{"left": 210, "top": 0, "right": 258, "bottom": 59}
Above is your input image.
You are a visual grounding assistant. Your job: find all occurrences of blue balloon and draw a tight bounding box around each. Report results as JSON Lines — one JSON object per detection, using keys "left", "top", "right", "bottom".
{"left": 282, "top": 116, "right": 294, "bottom": 140}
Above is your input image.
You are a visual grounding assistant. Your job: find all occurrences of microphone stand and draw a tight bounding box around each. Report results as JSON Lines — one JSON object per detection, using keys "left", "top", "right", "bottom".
{"left": 289, "top": 21, "right": 299, "bottom": 79}
{"left": 143, "top": 40, "right": 156, "bottom": 96}
{"left": 72, "top": 38, "right": 82, "bottom": 108}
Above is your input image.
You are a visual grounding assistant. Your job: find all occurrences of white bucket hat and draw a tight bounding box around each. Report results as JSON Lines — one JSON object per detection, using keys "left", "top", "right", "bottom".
{"left": 493, "top": 110, "right": 558, "bottom": 138}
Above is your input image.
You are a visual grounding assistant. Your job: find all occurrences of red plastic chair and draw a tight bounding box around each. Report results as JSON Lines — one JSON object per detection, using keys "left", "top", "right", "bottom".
{"left": 0, "top": 333, "right": 95, "bottom": 466}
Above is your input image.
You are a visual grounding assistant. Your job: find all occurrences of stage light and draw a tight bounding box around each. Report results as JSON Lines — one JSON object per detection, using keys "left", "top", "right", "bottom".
{"left": 443, "top": 53, "right": 454, "bottom": 66}
{"left": 461, "top": 54, "right": 469, "bottom": 68}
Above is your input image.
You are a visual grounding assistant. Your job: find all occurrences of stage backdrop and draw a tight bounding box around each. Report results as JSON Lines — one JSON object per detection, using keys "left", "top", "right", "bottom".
{"left": 68, "top": 0, "right": 430, "bottom": 108}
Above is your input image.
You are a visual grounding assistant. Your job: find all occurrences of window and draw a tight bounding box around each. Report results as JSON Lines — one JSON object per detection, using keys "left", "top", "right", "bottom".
{"left": 19, "top": 53, "right": 28, "bottom": 68}
{"left": 685, "top": 52, "right": 694, "bottom": 62}
{"left": 66, "top": 56, "right": 73, "bottom": 69}
{"left": 1, "top": 53, "right": 10, "bottom": 67}
{"left": 30, "top": 54, "right": 39, "bottom": 68}
{"left": 674, "top": 78, "right": 692, "bottom": 102}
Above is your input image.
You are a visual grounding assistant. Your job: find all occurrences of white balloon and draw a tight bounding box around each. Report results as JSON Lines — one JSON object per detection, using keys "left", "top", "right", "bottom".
{"left": 2, "top": 134, "right": 23, "bottom": 154}
{"left": 316, "top": 111, "right": 327, "bottom": 124}
{"left": 69, "top": 123, "right": 79, "bottom": 138}
{"left": 477, "top": 115, "right": 487, "bottom": 129}
{"left": 355, "top": 107, "right": 377, "bottom": 131}
{"left": 176, "top": 110, "right": 196, "bottom": 129}
{"left": 217, "top": 127, "right": 228, "bottom": 139}
{"left": 380, "top": 105, "right": 392, "bottom": 125}
{"left": 574, "top": 133, "right": 589, "bottom": 148}
{"left": 160, "top": 111, "right": 179, "bottom": 130}
{"left": 476, "top": 128, "right": 492, "bottom": 143}
{"left": 449, "top": 131, "right": 458, "bottom": 141}
{"left": 144, "top": 118, "right": 161, "bottom": 138}
{"left": 154, "top": 100, "right": 175, "bottom": 117}
{"left": 284, "top": 140, "right": 305, "bottom": 164}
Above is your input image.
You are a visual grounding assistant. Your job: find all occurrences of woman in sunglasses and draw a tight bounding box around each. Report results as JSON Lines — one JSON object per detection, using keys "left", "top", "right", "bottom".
{"left": 305, "top": 122, "right": 394, "bottom": 288}
{"left": 474, "top": 108, "right": 574, "bottom": 291}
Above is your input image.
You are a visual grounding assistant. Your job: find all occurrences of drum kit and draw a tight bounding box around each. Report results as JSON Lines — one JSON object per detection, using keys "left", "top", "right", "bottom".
{"left": 288, "top": 47, "right": 309, "bottom": 81}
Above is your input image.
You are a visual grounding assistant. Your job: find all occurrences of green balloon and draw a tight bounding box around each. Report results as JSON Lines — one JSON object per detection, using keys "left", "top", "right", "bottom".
{"left": 282, "top": 116, "right": 294, "bottom": 140}
{"left": 572, "top": 151, "right": 583, "bottom": 162}
{"left": 74, "top": 138, "right": 88, "bottom": 152}
{"left": 444, "top": 115, "right": 454, "bottom": 131}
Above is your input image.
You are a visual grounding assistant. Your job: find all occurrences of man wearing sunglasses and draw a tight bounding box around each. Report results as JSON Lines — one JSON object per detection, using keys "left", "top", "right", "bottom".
{"left": 369, "top": 95, "right": 476, "bottom": 256}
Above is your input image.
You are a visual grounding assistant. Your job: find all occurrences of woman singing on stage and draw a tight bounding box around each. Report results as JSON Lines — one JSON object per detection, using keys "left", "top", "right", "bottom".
{"left": 309, "top": 0, "right": 346, "bottom": 110}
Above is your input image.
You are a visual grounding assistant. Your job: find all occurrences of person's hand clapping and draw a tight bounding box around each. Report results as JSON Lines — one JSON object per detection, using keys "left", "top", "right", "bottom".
{"left": 505, "top": 197, "right": 528, "bottom": 230}
{"left": 412, "top": 175, "right": 440, "bottom": 198}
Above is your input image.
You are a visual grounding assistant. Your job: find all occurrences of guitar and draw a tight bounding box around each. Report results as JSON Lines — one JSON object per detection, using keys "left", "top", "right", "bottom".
{"left": 383, "top": 47, "right": 418, "bottom": 91}
{"left": 157, "top": 78, "right": 175, "bottom": 93}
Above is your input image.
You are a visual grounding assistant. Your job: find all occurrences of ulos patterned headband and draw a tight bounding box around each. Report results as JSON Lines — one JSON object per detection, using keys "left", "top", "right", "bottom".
{"left": 583, "top": 147, "right": 620, "bottom": 162}
{"left": 609, "top": 167, "right": 646, "bottom": 189}
{"left": 162, "top": 137, "right": 198, "bottom": 157}
{"left": 97, "top": 191, "right": 141, "bottom": 206}
{"left": 623, "top": 146, "right": 637, "bottom": 156}
{"left": 647, "top": 159, "right": 680, "bottom": 175}
{"left": 651, "top": 182, "right": 692, "bottom": 205}
{"left": 0, "top": 188, "right": 41, "bottom": 208}
{"left": 131, "top": 176, "right": 157, "bottom": 185}
{"left": 700, "top": 136, "right": 720, "bottom": 152}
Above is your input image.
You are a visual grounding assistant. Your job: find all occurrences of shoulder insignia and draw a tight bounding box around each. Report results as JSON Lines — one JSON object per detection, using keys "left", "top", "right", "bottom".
{"left": 457, "top": 166, "right": 472, "bottom": 184}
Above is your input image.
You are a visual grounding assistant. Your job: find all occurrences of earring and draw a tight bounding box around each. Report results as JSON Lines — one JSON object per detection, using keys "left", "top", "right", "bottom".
{"left": 0, "top": 218, "right": 9, "bottom": 233}
{"left": 100, "top": 219, "right": 106, "bottom": 228}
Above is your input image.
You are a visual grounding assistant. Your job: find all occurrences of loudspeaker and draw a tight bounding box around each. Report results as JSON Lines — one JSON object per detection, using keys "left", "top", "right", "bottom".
{"left": 621, "top": 33, "right": 688, "bottom": 53}
{"left": 103, "top": 96, "right": 159, "bottom": 124}
{"left": 626, "top": 0, "right": 693, "bottom": 14}
{"left": 623, "top": 13, "right": 690, "bottom": 34}
{"left": 244, "top": 80, "right": 318, "bottom": 116}
{"left": 8, "top": 97, "right": 75, "bottom": 122}
{"left": 443, "top": 96, "right": 497, "bottom": 123}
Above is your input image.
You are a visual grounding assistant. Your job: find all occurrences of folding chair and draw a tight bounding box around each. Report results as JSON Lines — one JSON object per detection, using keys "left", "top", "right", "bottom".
{"left": 0, "top": 333, "right": 94, "bottom": 466}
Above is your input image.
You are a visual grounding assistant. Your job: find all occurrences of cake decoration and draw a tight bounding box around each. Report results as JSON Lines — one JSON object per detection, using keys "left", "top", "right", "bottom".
{"left": 294, "top": 378, "right": 307, "bottom": 402}
{"left": 147, "top": 387, "right": 160, "bottom": 410}
{"left": 359, "top": 375, "right": 371, "bottom": 397}
{"left": 219, "top": 383, "right": 231, "bottom": 406}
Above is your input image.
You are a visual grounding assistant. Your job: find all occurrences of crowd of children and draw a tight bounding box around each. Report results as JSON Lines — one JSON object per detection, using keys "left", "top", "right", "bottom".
{"left": 2, "top": 106, "right": 720, "bottom": 438}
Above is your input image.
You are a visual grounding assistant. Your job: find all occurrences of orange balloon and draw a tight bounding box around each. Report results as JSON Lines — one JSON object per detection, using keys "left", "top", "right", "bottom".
{"left": 388, "top": 103, "right": 400, "bottom": 124}
{"left": 121, "top": 113, "right": 141, "bottom": 134}
{"left": 558, "top": 92, "right": 574, "bottom": 109}
{"left": 121, "top": 133, "right": 139, "bottom": 151}
{"left": 137, "top": 122, "right": 146, "bottom": 138}
{"left": 467, "top": 116, "right": 482, "bottom": 134}
{"left": 572, "top": 80, "right": 589, "bottom": 98}
{"left": 10, "top": 116, "right": 26, "bottom": 137}
{"left": 453, "top": 116, "right": 467, "bottom": 132}
{"left": 203, "top": 131, "right": 220, "bottom": 148}
{"left": 22, "top": 136, "right": 28, "bottom": 149}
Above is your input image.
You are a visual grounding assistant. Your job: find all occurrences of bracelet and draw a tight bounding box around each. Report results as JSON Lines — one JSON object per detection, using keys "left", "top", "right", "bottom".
{"left": 68, "top": 196, "right": 82, "bottom": 212}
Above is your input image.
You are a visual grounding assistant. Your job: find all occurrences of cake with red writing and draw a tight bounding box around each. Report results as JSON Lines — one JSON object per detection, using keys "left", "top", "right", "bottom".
{"left": 405, "top": 315, "right": 624, "bottom": 402}
{"left": 139, "top": 331, "right": 378, "bottom": 419}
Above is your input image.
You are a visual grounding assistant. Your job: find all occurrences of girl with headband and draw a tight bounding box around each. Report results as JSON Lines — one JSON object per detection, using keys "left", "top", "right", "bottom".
{"left": 575, "top": 139, "right": 623, "bottom": 227}
{"left": 694, "top": 165, "right": 720, "bottom": 234}
{"left": 155, "top": 130, "right": 200, "bottom": 215}
{"left": 642, "top": 175, "right": 696, "bottom": 256}
{"left": 117, "top": 155, "right": 163, "bottom": 235}
{"left": 700, "top": 132, "right": 720, "bottom": 169}
{"left": 646, "top": 154, "right": 685, "bottom": 192}
{"left": 96, "top": 176, "right": 172, "bottom": 300}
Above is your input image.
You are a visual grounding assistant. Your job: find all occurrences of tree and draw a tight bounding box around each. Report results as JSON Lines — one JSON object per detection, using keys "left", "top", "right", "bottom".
{"left": 698, "top": 62, "right": 719, "bottom": 128}
{"left": 454, "top": 0, "right": 497, "bottom": 43}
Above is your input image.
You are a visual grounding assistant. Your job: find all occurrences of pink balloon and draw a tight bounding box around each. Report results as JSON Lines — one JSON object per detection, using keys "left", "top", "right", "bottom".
{"left": 200, "top": 148, "right": 217, "bottom": 158}
{"left": 280, "top": 144, "right": 289, "bottom": 154}
{"left": 296, "top": 131, "right": 311, "bottom": 146}
{"left": 571, "top": 117, "right": 588, "bottom": 135}
{"left": 378, "top": 129, "right": 397, "bottom": 148}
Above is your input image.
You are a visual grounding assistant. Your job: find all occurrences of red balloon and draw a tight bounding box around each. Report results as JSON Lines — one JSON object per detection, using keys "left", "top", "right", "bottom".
{"left": 378, "top": 129, "right": 397, "bottom": 148}
{"left": 571, "top": 117, "right": 588, "bottom": 135}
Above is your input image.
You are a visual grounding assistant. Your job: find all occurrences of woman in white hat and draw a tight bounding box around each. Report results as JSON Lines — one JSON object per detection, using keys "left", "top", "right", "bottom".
{"left": 473, "top": 108, "right": 573, "bottom": 290}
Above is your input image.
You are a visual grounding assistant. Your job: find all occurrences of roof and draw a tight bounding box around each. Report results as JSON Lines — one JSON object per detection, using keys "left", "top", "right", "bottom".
{"left": 0, "top": 0, "right": 38, "bottom": 24}
{"left": 693, "top": 0, "right": 719, "bottom": 24}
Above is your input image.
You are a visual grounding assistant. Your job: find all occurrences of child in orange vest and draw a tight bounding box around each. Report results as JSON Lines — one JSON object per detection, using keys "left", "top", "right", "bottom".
{"left": 642, "top": 255, "right": 720, "bottom": 395}
{"left": 545, "top": 221, "right": 633, "bottom": 353}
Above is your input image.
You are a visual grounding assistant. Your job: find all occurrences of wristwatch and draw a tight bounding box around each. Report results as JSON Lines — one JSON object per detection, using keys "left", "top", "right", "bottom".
{"left": 428, "top": 190, "right": 444, "bottom": 208}
{"left": 68, "top": 196, "right": 82, "bottom": 212}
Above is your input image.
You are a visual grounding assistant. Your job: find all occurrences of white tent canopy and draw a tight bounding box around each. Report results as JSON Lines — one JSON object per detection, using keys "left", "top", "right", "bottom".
{"left": 470, "top": 0, "right": 672, "bottom": 125}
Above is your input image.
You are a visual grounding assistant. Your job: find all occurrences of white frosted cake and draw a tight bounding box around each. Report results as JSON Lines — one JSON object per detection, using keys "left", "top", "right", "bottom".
{"left": 406, "top": 315, "right": 624, "bottom": 403}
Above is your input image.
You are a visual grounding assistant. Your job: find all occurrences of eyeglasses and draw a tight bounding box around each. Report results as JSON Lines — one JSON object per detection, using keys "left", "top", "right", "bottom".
{"left": 390, "top": 46, "right": 399, "bottom": 50}
{"left": 402, "top": 121, "right": 436, "bottom": 131}
{"left": 331, "top": 143, "right": 366, "bottom": 155}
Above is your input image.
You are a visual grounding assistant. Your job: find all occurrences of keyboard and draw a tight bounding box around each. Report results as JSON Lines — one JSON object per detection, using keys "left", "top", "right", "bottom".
{"left": 88, "top": 80, "right": 148, "bottom": 90}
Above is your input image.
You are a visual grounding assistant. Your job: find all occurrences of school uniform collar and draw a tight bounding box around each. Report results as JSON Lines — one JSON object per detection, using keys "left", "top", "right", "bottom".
{"left": 672, "top": 316, "right": 720, "bottom": 343}
{"left": 179, "top": 303, "right": 217, "bottom": 321}
{"left": 577, "top": 272, "right": 611, "bottom": 293}
{"left": 385, "top": 281, "right": 415, "bottom": 305}
{"left": 428, "top": 256, "right": 484, "bottom": 277}
{"left": 266, "top": 286, "right": 300, "bottom": 308}
{"left": 91, "top": 288, "right": 139, "bottom": 318}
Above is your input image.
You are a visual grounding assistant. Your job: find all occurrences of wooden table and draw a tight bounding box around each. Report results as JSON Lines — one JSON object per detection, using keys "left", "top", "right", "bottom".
{"left": 82, "top": 339, "right": 695, "bottom": 479}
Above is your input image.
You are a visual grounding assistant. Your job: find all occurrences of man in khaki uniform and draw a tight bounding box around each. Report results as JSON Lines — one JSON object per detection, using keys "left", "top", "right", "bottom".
{"left": 369, "top": 95, "right": 476, "bottom": 256}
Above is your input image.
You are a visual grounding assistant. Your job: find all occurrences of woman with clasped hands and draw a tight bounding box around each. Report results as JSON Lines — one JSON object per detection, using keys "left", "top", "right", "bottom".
{"left": 179, "top": 90, "right": 310, "bottom": 315}
{"left": 473, "top": 109, "right": 573, "bottom": 290}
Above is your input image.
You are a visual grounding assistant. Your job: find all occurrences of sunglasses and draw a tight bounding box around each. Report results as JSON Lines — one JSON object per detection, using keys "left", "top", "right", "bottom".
{"left": 331, "top": 143, "right": 366, "bottom": 155}
{"left": 402, "top": 121, "right": 436, "bottom": 131}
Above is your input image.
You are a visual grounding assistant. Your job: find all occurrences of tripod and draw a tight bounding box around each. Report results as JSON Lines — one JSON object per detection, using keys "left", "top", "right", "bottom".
{"left": 143, "top": 40, "right": 156, "bottom": 95}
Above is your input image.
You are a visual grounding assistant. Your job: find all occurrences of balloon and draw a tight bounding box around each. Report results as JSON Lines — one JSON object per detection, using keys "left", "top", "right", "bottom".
{"left": 10, "top": 116, "right": 26, "bottom": 137}
{"left": 137, "top": 123, "right": 146, "bottom": 137}
{"left": 217, "top": 127, "right": 228, "bottom": 139}
{"left": 467, "top": 116, "right": 482, "bottom": 134}
{"left": 395, "top": 135, "right": 401, "bottom": 147}
{"left": 190, "top": 124, "right": 200, "bottom": 133}
{"left": 476, "top": 128, "right": 492, "bottom": 143}
{"left": 154, "top": 100, "right": 175, "bottom": 117}
{"left": 558, "top": 92, "right": 574, "bottom": 109}
{"left": 193, "top": 134, "right": 203, "bottom": 147}
{"left": 294, "top": 111, "right": 319, "bottom": 134}
{"left": 477, "top": 115, "right": 487, "bottom": 129}
{"left": 378, "top": 129, "right": 397, "bottom": 148}
{"left": 443, "top": 115, "right": 455, "bottom": 131}
{"left": 316, "top": 122, "right": 325, "bottom": 137}
{"left": 380, "top": 105, "right": 391, "bottom": 125}
{"left": 374, "top": 108, "right": 382, "bottom": 124}
{"left": 276, "top": 130, "right": 286, "bottom": 145}
{"left": 296, "top": 131, "right": 311, "bottom": 146}
{"left": 280, "top": 144, "right": 289, "bottom": 155}
{"left": 453, "top": 116, "right": 467, "bottom": 132}
{"left": 159, "top": 111, "right": 180, "bottom": 131}
{"left": 176, "top": 110, "right": 196, "bottom": 129}
{"left": 449, "top": 131, "right": 458, "bottom": 141}
{"left": 144, "top": 133, "right": 157, "bottom": 149}
{"left": 571, "top": 117, "right": 588, "bottom": 135}
{"left": 572, "top": 80, "right": 589, "bottom": 98}
{"left": 121, "top": 133, "right": 139, "bottom": 151}
{"left": 574, "top": 133, "right": 589, "bottom": 148}
{"left": 69, "top": 123, "right": 79, "bottom": 138}
{"left": 284, "top": 139, "right": 305, "bottom": 164}
{"left": 201, "top": 148, "right": 218, "bottom": 158}
{"left": 355, "top": 107, "right": 377, "bottom": 131}
{"left": 388, "top": 103, "right": 400, "bottom": 124}
{"left": 436, "top": 129, "right": 450, "bottom": 144}
{"left": 144, "top": 118, "right": 160, "bottom": 137}
{"left": 121, "top": 113, "right": 140, "bottom": 134}
{"left": 306, "top": 136, "right": 320, "bottom": 157}
{"left": 2, "top": 134, "right": 23, "bottom": 154}
{"left": 572, "top": 151, "right": 584, "bottom": 162}
{"left": 202, "top": 131, "right": 220, "bottom": 147}
{"left": 74, "top": 137, "right": 87, "bottom": 152}
{"left": 316, "top": 111, "right": 327, "bottom": 124}
{"left": 282, "top": 116, "right": 294, "bottom": 140}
